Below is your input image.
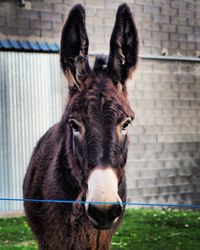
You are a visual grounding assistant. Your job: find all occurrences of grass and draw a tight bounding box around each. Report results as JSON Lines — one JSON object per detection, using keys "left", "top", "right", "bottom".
{"left": 0, "top": 209, "right": 200, "bottom": 250}
{"left": 111, "top": 209, "right": 200, "bottom": 250}
{"left": 0, "top": 216, "right": 37, "bottom": 250}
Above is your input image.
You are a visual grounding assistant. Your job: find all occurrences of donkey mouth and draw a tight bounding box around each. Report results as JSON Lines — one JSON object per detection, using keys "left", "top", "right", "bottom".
{"left": 88, "top": 215, "right": 117, "bottom": 230}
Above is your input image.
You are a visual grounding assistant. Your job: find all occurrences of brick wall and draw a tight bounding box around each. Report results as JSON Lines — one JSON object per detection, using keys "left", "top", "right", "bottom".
{"left": 0, "top": 0, "right": 200, "bottom": 205}
{"left": 127, "top": 59, "right": 200, "bottom": 204}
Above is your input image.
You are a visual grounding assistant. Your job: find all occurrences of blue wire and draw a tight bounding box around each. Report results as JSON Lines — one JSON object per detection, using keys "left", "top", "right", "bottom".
{"left": 0, "top": 198, "right": 200, "bottom": 209}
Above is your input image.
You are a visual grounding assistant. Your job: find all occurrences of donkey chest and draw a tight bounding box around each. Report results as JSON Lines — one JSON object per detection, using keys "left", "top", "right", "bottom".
{"left": 64, "top": 228, "right": 111, "bottom": 250}
{"left": 46, "top": 225, "right": 111, "bottom": 250}
{"left": 55, "top": 214, "right": 112, "bottom": 250}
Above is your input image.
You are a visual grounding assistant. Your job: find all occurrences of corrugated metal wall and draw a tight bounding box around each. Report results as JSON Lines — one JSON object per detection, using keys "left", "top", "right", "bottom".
{"left": 0, "top": 52, "right": 63, "bottom": 213}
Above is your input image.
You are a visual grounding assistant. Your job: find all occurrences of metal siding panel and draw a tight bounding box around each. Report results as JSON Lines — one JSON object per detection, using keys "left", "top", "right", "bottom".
{"left": 0, "top": 52, "right": 10, "bottom": 212}
{"left": 0, "top": 52, "right": 62, "bottom": 213}
{"left": 0, "top": 52, "right": 12, "bottom": 212}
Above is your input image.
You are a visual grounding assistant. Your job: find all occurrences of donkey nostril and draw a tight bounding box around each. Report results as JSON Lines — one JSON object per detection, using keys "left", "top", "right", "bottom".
{"left": 109, "top": 204, "right": 123, "bottom": 220}
{"left": 87, "top": 204, "right": 99, "bottom": 221}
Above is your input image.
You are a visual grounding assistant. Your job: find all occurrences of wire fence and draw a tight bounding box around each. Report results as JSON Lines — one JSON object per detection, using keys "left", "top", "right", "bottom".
{"left": 0, "top": 197, "right": 200, "bottom": 209}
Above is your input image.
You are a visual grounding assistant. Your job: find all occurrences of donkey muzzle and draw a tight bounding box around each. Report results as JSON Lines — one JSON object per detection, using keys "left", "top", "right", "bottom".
{"left": 85, "top": 167, "right": 123, "bottom": 230}
{"left": 87, "top": 203, "right": 123, "bottom": 230}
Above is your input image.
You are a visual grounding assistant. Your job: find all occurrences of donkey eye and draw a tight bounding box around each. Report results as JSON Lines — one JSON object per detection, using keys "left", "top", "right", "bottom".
{"left": 122, "top": 121, "right": 131, "bottom": 130}
{"left": 121, "top": 118, "right": 132, "bottom": 136}
{"left": 70, "top": 121, "right": 79, "bottom": 131}
{"left": 69, "top": 120, "right": 80, "bottom": 134}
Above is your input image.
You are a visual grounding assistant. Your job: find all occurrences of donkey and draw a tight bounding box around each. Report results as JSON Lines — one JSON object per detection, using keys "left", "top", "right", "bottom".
{"left": 23, "top": 3, "right": 138, "bottom": 250}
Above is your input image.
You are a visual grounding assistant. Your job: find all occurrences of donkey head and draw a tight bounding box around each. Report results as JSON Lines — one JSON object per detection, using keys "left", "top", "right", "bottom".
{"left": 60, "top": 4, "right": 138, "bottom": 230}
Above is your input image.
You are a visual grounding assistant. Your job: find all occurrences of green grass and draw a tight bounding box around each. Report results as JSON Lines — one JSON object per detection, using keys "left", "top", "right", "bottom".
{"left": 0, "top": 209, "right": 200, "bottom": 250}
{"left": 111, "top": 209, "right": 200, "bottom": 250}
{"left": 0, "top": 217, "right": 37, "bottom": 250}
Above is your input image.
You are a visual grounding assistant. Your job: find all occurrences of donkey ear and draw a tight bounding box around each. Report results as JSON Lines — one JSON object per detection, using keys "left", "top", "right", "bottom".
{"left": 107, "top": 4, "right": 139, "bottom": 87}
{"left": 60, "top": 4, "right": 90, "bottom": 91}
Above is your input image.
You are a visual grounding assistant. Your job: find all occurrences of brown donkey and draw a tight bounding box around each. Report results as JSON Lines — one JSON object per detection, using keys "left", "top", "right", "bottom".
{"left": 23, "top": 3, "right": 138, "bottom": 250}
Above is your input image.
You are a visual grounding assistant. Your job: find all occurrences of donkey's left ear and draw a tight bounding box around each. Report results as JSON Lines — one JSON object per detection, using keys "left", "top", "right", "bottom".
{"left": 60, "top": 4, "right": 90, "bottom": 91}
{"left": 107, "top": 4, "right": 139, "bottom": 87}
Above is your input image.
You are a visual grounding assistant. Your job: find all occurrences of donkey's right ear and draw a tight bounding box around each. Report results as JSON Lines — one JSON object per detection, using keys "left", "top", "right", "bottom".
{"left": 60, "top": 4, "right": 90, "bottom": 92}
{"left": 107, "top": 4, "right": 138, "bottom": 88}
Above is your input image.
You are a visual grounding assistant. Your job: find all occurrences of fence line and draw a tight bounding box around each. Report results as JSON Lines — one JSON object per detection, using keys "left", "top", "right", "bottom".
{"left": 0, "top": 198, "right": 200, "bottom": 209}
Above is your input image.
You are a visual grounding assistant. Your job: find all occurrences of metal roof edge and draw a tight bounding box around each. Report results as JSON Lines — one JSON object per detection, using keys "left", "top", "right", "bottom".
{"left": 0, "top": 39, "right": 60, "bottom": 53}
{"left": 1, "top": 40, "right": 200, "bottom": 63}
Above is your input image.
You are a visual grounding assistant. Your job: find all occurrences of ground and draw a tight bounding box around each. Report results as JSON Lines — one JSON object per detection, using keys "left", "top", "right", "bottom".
{"left": 0, "top": 209, "right": 200, "bottom": 250}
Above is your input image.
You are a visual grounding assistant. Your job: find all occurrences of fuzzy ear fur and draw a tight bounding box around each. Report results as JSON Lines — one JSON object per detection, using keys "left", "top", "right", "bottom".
{"left": 60, "top": 4, "right": 90, "bottom": 92}
{"left": 107, "top": 4, "right": 139, "bottom": 86}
